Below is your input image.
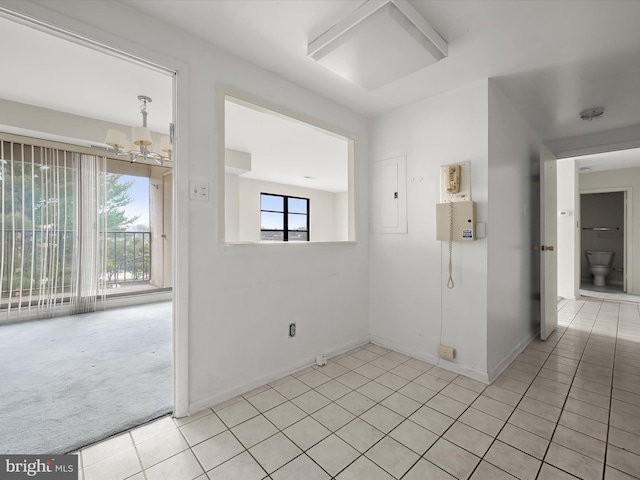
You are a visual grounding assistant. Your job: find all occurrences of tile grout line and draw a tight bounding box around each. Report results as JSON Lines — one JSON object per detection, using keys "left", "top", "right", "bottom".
{"left": 602, "top": 301, "right": 621, "bottom": 480}
{"left": 469, "top": 297, "right": 592, "bottom": 480}
{"left": 183, "top": 348, "right": 422, "bottom": 479}
{"left": 84, "top": 298, "right": 639, "bottom": 480}
{"left": 272, "top": 350, "right": 483, "bottom": 479}
{"left": 330, "top": 358, "right": 483, "bottom": 480}
{"left": 534, "top": 298, "right": 610, "bottom": 480}
{"left": 128, "top": 431, "right": 148, "bottom": 480}
{"left": 467, "top": 334, "right": 559, "bottom": 479}
{"left": 314, "top": 352, "right": 445, "bottom": 478}
{"left": 532, "top": 299, "right": 589, "bottom": 480}
{"left": 279, "top": 350, "right": 427, "bottom": 478}
{"left": 199, "top": 330, "right": 588, "bottom": 480}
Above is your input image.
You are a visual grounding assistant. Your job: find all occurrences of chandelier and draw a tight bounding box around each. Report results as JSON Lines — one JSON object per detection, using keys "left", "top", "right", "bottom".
{"left": 104, "top": 95, "right": 172, "bottom": 164}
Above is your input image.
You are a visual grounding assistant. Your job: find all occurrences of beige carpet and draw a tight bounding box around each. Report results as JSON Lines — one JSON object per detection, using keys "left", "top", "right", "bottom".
{"left": 0, "top": 301, "right": 172, "bottom": 454}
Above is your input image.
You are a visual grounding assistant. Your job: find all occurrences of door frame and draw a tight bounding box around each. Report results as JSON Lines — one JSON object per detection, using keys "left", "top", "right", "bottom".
{"left": 0, "top": 6, "right": 188, "bottom": 416}
{"left": 540, "top": 145, "right": 558, "bottom": 341}
{"left": 579, "top": 187, "right": 631, "bottom": 293}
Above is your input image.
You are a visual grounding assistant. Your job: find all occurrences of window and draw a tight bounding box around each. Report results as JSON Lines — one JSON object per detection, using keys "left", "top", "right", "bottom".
{"left": 260, "top": 193, "right": 309, "bottom": 242}
{"left": 222, "top": 92, "right": 356, "bottom": 243}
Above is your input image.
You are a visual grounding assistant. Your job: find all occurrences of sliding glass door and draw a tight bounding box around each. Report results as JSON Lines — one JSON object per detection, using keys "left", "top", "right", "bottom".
{"left": 0, "top": 139, "right": 107, "bottom": 319}
{"left": 1, "top": 135, "right": 172, "bottom": 322}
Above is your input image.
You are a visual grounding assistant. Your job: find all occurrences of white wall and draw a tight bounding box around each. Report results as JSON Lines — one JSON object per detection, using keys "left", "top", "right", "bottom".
{"left": 369, "top": 80, "right": 541, "bottom": 383}
{"left": 334, "top": 192, "right": 348, "bottom": 242}
{"left": 0, "top": 98, "right": 168, "bottom": 149}
{"left": 486, "top": 81, "right": 541, "bottom": 378}
{"left": 580, "top": 167, "right": 640, "bottom": 293}
{"left": 556, "top": 159, "right": 580, "bottom": 299}
{"left": 370, "top": 80, "right": 490, "bottom": 381}
{"left": 225, "top": 173, "right": 240, "bottom": 242}
{"left": 232, "top": 177, "right": 344, "bottom": 242}
{"left": 3, "top": 0, "right": 370, "bottom": 414}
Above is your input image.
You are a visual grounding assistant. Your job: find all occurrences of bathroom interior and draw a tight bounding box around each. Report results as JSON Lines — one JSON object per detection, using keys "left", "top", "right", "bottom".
{"left": 580, "top": 191, "right": 625, "bottom": 293}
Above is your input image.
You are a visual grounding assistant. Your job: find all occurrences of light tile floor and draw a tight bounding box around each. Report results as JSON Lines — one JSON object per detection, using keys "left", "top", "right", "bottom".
{"left": 76, "top": 297, "right": 640, "bottom": 479}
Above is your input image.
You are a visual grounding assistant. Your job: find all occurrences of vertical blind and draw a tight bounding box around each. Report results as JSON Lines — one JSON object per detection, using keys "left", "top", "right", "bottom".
{"left": 0, "top": 139, "right": 107, "bottom": 320}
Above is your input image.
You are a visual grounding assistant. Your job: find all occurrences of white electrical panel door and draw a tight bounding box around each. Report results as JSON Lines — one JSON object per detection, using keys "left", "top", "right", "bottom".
{"left": 380, "top": 162, "right": 398, "bottom": 228}
{"left": 373, "top": 156, "right": 407, "bottom": 234}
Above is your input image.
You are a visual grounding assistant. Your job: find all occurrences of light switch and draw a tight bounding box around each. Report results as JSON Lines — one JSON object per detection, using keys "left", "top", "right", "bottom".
{"left": 190, "top": 181, "right": 209, "bottom": 201}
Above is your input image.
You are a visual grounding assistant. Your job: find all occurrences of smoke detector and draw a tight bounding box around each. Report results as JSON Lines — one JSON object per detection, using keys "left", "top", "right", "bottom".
{"left": 580, "top": 107, "right": 605, "bottom": 121}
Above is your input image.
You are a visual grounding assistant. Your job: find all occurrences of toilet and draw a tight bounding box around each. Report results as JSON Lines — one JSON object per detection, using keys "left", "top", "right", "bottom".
{"left": 585, "top": 251, "right": 615, "bottom": 287}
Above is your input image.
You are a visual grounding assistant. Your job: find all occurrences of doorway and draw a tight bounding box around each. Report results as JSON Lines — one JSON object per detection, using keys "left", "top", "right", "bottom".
{"left": 580, "top": 191, "right": 625, "bottom": 294}
{"left": 556, "top": 148, "right": 640, "bottom": 302}
{"left": 0, "top": 11, "right": 177, "bottom": 454}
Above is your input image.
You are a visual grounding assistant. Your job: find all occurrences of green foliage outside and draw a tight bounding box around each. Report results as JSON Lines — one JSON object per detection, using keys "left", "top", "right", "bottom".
{"left": 1, "top": 159, "right": 149, "bottom": 301}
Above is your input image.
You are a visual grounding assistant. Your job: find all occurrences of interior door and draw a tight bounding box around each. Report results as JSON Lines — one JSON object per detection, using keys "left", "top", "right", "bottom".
{"left": 540, "top": 145, "right": 558, "bottom": 340}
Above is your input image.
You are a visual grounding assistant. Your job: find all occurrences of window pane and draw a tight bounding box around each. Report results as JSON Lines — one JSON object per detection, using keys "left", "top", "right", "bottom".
{"left": 261, "top": 194, "right": 284, "bottom": 212}
{"left": 261, "top": 211, "right": 283, "bottom": 230}
{"left": 288, "top": 231, "right": 308, "bottom": 242}
{"left": 108, "top": 174, "right": 150, "bottom": 231}
{"left": 288, "top": 197, "right": 307, "bottom": 214}
{"left": 261, "top": 231, "right": 284, "bottom": 242}
{"left": 288, "top": 213, "right": 307, "bottom": 231}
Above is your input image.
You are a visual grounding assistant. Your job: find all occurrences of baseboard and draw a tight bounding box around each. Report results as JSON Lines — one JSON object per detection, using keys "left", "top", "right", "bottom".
{"left": 104, "top": 291, "right": 172, "bottom": 309}
{"left": 0, "top": 291, "right": 172, "bottom": 326}
{"left": 486, "top": 330, "right": 538, "bottom": 383}
{"left": 186, "top": 334, "right": 370, "bottom": 416}
{"left": 369, "top": 335, "right": 491, "bottom": 384}
{"left": 558, "top": 292, "right": 580, "bottom": 300}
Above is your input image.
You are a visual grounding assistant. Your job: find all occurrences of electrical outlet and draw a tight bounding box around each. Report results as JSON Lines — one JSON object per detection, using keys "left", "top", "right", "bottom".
{"left": 288, "top": 322, "right": 296, "bottom": 338}
{"left": 438, "top": 344, "right": 455, "bottom": 360}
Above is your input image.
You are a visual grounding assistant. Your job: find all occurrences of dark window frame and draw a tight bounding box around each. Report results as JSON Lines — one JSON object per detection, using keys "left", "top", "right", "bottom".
{"left": 260, "top": 193, "right": 310, "bottom": 242}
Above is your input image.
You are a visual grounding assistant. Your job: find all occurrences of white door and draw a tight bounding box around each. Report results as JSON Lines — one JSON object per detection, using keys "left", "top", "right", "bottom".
{"left": 540, "top": 145, "right": 558, "bottom": 340}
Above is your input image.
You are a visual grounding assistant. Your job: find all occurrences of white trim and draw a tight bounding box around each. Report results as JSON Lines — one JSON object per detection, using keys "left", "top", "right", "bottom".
{"left": 579, "top": 186, "right": 632, "bottom": 295}
{"left": 188, "top": 335, "right": 369, "bottom": 414}
{"left": 0, "top": 6, "right": 173, "bottom": 76}
{"left": 172, "top": 68, "right": 190, "bottom": 418}
{"left": 104, "top": 291, "right": 172, "bottom": 309}
{"left": 369, "top": 335, "right": 491, "bottom": 384}
{"left": 216, "top": 84, "right": 359, "bottom": 245}
{"left": 548, "top": 123, "right": 640, "bottom": 159}
{"left": 307, "top": 0, "right": 447, "bottom": 60}
{"left": 486, "top": 331, "right": 538, "bottom": 383}
{"left": 553, "top": 140, "right": 640, "bottom": 160}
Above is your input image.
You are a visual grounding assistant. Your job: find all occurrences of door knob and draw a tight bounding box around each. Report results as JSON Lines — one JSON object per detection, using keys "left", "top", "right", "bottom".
{"left": 546, "top": 246, "right": 554, "bottom": 251}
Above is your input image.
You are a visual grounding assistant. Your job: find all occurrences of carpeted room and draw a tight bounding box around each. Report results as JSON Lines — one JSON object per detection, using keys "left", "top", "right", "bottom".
{"left": 0, "top": 301, "right": 172, "bottom": 454}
